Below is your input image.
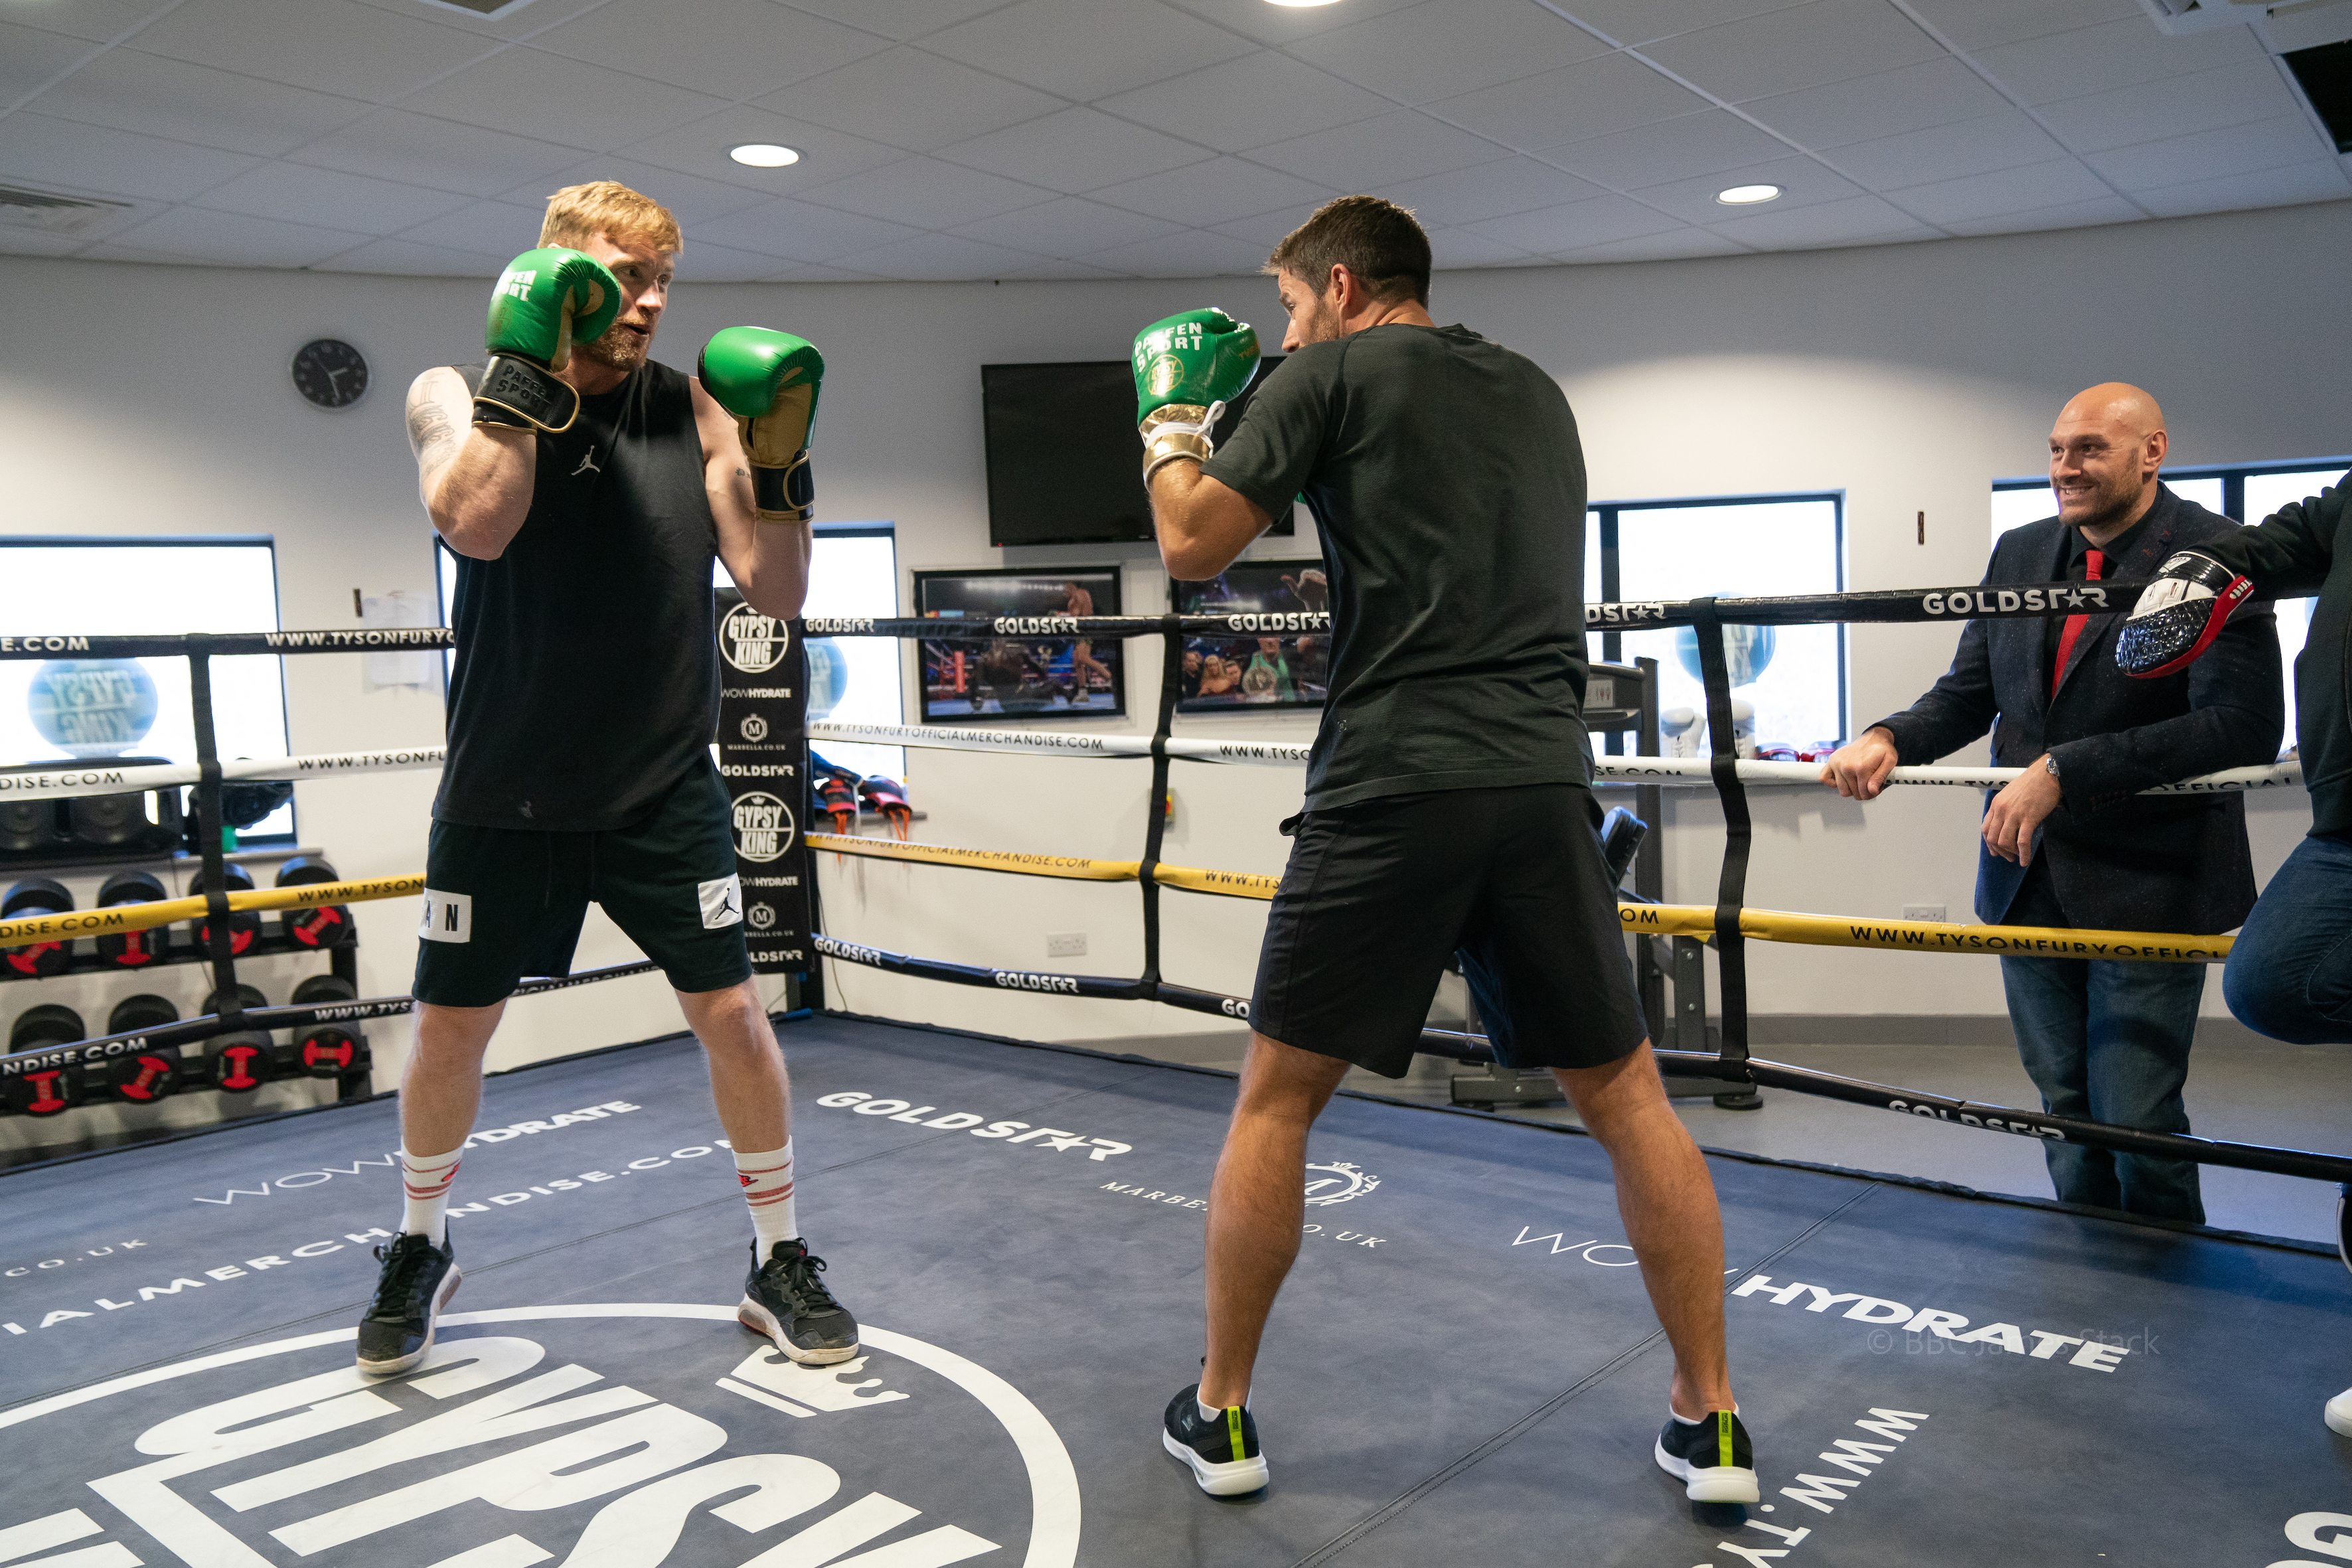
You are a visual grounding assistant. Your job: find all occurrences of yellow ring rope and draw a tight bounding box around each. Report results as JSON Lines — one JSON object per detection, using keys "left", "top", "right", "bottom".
{"left": 0, "top": 874, "right": 425, "bottom": 947}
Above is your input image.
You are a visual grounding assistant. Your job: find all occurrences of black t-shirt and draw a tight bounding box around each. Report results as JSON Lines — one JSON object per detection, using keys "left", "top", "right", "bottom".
{"left": 1201, "top": 323, "right": 1592, "bottom": 813}
{"left": 437, "top": 359, "right": 720, "bottom": 831}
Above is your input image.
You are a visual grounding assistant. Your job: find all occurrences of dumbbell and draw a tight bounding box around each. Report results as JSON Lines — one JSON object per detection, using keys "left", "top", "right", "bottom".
{"left": 106, "top": 994, "right": 182, "bottom": 1104}
{"left": 5, "top": 1004, "right": 88, "bottom": 1116}
{"left": 198, "top": 984, "right": 273, "bottom": 1093}
{"left": 2, "top": 877, "right": 74, "bottom": 979}
{"left": 275, "top": 856, "right": 353, "bottom": 950}
{"left": 94, "top": 868, "right": 170, "bottom": 969}
{"left": 291, "top": 973, "right": 368, "bottom": 1078}
{"left": 191, "top": 864, "right": 261, "bottom": 957}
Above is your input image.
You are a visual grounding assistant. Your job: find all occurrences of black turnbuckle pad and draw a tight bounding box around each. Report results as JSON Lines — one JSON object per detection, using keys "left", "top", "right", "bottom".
{"left": 474, "top": 354, "right": 580, "bottom": 433}
{"left": 751, "top": 450, "right": 815, "bottom": 523}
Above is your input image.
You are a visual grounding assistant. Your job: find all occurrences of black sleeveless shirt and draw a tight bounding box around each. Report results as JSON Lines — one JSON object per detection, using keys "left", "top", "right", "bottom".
{"left": 437, "top": 359, "right": 720, "bottom": 832}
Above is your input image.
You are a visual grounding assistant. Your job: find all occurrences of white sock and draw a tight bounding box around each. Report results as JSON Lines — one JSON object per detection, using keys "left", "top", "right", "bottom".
{"left": 1198, "top": 1393, "right": 1249, "bottom": 1422}
{"left": 400, "top": 1148, "right": 463, "bottom": 1245}
{"left": 735, "top": 1141, "right": 798, "bottom": 1255}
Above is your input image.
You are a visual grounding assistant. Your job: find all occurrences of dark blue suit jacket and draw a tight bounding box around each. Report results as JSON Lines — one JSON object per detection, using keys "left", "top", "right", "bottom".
{"left": 1874, "top": 485, "right": 2283, "bottom": 935}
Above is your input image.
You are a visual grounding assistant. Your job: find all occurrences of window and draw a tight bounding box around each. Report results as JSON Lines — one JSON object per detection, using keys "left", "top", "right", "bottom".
{"left": 0, "top": 537, "right": 293, "bottom": 838}
{"left": 1993, "top": 458, "right": 2351, "bottom": 751}
{"left": 1586, "top": 495, "right": 1845, "bottom": 753}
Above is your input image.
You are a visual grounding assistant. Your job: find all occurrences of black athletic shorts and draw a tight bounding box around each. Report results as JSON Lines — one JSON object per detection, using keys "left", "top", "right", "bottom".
{"left": 1250, "top": 783, "right": 1647, "bottom": 1079}
{"left": 414, "top": 758, "right": 752, "bottom": 1007}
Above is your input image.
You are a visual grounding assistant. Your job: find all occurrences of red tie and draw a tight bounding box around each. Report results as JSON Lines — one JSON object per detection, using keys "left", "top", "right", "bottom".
{"left": 2051, "top": 548, "right": 2103, "bottom": 699}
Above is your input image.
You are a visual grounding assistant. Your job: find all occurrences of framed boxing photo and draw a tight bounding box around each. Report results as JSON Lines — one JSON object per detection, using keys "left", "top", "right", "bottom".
{"left": 1171, "top": 560, "right": 1329, "bottom": 714}
{"left": 913, "top": 567, "right": 1127, "bottom": 724}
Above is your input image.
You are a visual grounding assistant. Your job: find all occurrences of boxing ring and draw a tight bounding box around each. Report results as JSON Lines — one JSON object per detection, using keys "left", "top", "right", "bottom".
{"left": 4, "top": 601, "right": 2351, "bottom": 1568}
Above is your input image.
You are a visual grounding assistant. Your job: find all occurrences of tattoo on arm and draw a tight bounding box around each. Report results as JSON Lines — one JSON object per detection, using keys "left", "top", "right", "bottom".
{"left": 409, "top": 398, "right": 462, "bottom": 471}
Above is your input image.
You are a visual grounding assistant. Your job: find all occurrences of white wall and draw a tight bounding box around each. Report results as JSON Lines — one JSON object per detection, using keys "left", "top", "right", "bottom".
{"left": 4, "top": 196, "right": 2347, "bottom": 1072}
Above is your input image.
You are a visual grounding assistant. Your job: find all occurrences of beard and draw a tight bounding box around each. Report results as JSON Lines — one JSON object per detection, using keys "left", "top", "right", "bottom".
{"left": 577, "top": 317, "right": 652, "bottom": 373}
{"left": 2061, "top": 471, "right": 2144, "bottom": 532}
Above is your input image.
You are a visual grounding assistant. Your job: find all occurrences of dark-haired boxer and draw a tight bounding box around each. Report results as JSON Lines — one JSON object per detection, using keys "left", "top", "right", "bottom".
{"left": 363, "top": 179, "right": 857, "bottom": 1376}
{"left": 1136, "top": 195, "right": 1755, "bottom": 1506}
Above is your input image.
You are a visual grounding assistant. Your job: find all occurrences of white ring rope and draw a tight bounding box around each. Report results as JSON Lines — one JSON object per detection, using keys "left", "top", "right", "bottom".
{"left": 0, "top": 746, "right": 447, "bottom": 802}
{"left": 810, "top": 721, "right": 2299, "bottom": 796}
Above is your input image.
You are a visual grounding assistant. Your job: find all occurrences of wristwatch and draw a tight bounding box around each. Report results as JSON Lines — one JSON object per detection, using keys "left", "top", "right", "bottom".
{"left": 2043, "top": 754, "right": 2061, "bottom": 781}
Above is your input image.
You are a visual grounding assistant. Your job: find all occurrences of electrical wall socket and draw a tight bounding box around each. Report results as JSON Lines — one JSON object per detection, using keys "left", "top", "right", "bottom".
{"left": 1046, "top": 931, "right": 1087, "bottom": 957}
{"left": 1902, "top": 905, "right": 1948, "bottom": 923}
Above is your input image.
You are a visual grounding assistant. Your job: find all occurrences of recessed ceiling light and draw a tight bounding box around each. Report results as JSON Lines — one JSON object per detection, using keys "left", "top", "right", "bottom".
{"left": 1716, "top": 183, "right": 1782, "bottom": 205}
{"left": 1264, "top": 0, "right": 1344, "bottom": 7}
{"left": 730, "top": 143, "right": 801, "bottom": 168}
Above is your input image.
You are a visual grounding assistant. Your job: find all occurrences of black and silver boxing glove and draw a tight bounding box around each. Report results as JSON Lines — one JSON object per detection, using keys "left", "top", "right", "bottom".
{"left": 2114, "top": 550, "right": 2254, "bottom": 679}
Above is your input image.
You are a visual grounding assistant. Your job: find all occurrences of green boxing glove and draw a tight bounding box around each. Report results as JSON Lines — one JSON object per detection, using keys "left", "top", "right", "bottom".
{"left": 700, "top": 326, "right": 824, "bottom": 524}
{"left": 1133, "top": 308, "right": 1259, "bottom": 483}
{"left": 473, "top": 247, "right": 621, "bottom": 434}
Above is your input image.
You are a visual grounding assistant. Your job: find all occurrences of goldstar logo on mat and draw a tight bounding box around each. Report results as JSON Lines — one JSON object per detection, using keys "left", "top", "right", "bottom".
{"left": 720, "top": 603, "right": 791, "bottom": 674}
{"left": 1303, "top": 1161, "right": 1378, "bottom": 1207}
{"left": 0, "top": 1306, "right": 1078, "bottom": 1568}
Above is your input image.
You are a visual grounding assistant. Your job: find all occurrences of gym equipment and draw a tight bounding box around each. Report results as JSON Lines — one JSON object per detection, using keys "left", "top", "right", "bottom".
{"left": 2, "top": 877, "right": 74, "bottom": 978}
{"left": 103, "top": 993, "right": 183, "bottom": 1104}
{"left": 94, "top": 868, "right": 169, "bottom": 968}
{"left": 193, "top": 864, "right": 262, "bottom": 957}
{"left": 275, "top": 855, "right": 353, "bottom": 949}
{"left": 290, "top": 973, "right": 368, "bottom": 1078}
{"left": 199, "top": 984, "right": 272, "bottom": 1093}
{"left": 5, "top": 1003, "right": 88, "bottom": 1116}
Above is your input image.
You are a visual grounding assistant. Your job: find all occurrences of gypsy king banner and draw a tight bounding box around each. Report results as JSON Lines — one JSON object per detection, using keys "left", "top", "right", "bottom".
{"left": 714, "top": 591, "right": 813, "bottom": 984}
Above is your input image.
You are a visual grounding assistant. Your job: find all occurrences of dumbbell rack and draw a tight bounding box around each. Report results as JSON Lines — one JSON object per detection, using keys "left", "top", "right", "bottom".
{"left": 1, "top": 640, "right": 376, "bottom": 1137}
{"left": 2, "top": 854, "right": 361, "bottom": 988}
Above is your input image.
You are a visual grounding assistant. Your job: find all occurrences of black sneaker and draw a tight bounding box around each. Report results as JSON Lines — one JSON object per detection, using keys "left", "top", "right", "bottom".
{"left": 740, "top": 1239, "right": 859, "bottom": 1366}
{"left": 356, "top": 1233, "right": 459, "bottom": 1376}
{"left": 1162, "top": 1383, "right": 1269, "bottom": 1496}
{"left": 1655, "top": 1408, "right": 1759, "bottom": 1503}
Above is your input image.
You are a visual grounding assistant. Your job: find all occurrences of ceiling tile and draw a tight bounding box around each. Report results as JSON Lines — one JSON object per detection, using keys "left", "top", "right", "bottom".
{"left": 2124, "top": 157, "right": 2352, "bottom": 216}
{"left": 0, "top": 111, "right": 259, "bottom": 201}
{"left": 1743, "top": 56, "right": 2012, "bottom": 149}
{"left": 1626, "top": 153, "right": 1863, "bottom": 222}
{"left": 1881, "top": 157, "right": 2114, "bottom": 225}
{"left": 1291, "top": 0, "right": 1611, "bottom": 106}
{"left": 1644, "top": 0, "right": 1944, "bottom": 105}
{"left": 528, "top": 0, "right": 889, "bottom": 101}
{"left": 763, "top": 260, "right": 886, "bottom": 281}
{"left": 2089, "top": 114, "right": 2327, "bottom": 191}
{"left": 1089, "top": 157, "right": 1338, "bottom": 226}
{"left": 671, "top": 238, "right": 791, "bottom": 281}
{"left": 91, "top": 203, "right": 374, "bottom": 266}
{"left": 921, "top": 0, "right": 1254, "bottom": 102}
{"left": 1547, "top": 0, "right": 1813, "bottom": 48}
{"left": 513, "top": 157, "right": 773, "bottom": 225}
{"left": 6, "top": 0, "right": 183, "bottom": 44}
{"left": 1375, "top": 157, "right": 1608, "bottom": 226}
{"left": 1430, "top": 52, "right": 1710, "bottom": 152}
{"left": 793, "top": 155, "right": 1054, "bottom": 228}
{"left": 396, "top": 198, "right": 546, "bottom": 256}
{"left": 403, "top": 50, "right": 731, "bottom": 150}
{"left": 1245, "top": 110, "right": 1508, "bottom": 190}
{"left": 1559, "top": 226, "right": 1749, "bottom": 262}
{"left": 938, "top": 106, "right": 1210, "bottom": 195}
{"left": 33, "top": 48, "right": 371, "bottom": 157}
{"left": 1077, "top": 224, "right": 1269, "bottom": 276}
{"left": 1423, "top": 225, "right": 1536, "bottom": 269}
{"left": 2035, "top": 58, "right": 2306, "bottom": 156}
{"left": 1154, "top": 0, "right": 1427, "bottom": 48}
{"left": 824, "top": 230, "right": 1050, "bottom": 279}
{"left": 613, "top": 105, "right": 903, "bottom": 190}
{"left": 1974, "top": 14, "right": 2266, "bottom": 107}
{"left": 0, "top": 226, "right": 92, "bottom": 256}
{"left": 690, "top": 194, "right": 923, "bottom": 262}
{"left": 992, "top": 256, "right": 1129, "bottom": 279}
{"left": 132, "top": 0, "right": 495, "bottom": 101}
{"left": 288, "top": 108, "right": 582, "bottom": 198}
{"left": 1097, "top": 50, "right": 1392, "bottom": 155}
{"left": 0, "top": 189, "right": 150, "bottom": 244}
{"left": 1207, "top": 206, "right": 1308, "bottom": 246}
{"left": 194, "top": 160, "right": 470, "bottom": 233}
{"left": 1903, "top": 0, "right": 2141, "bottom": 53}
{"left": 345, "top": 0, "right": 611, "bottom": 42}
{"left": 761, "top": 46, "right": 1065, "bottom": 152}
{"left": 311, "top": 235, "right": 504, "bottom": 275}
{"left": 1547, "top": 110, "right": 1790, "bottom": 189}
{"left": 780, "top": 0, "right": 1013, "bottom": 43}
{"left": 1704, "top": 190, "right": 1934, "bottom": 245}
{"left": 949, "top": 195, "right": 1184, "bottom": 257}
{"left": 0, "top": 21, "right": 96, "bottom": 103}
{"left": 1938, "top": 194, "right": 2143, "bottom": 235}
{"left": 1831, "top": 111, "right": 2069, "bottom": 191}
{"left": 1463, "top": 193, "right": 1685, "bottom": 252}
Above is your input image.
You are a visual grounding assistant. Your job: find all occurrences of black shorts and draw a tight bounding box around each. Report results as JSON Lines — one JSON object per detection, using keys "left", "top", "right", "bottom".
{"left": 414, "top": 759, "right": 752, "bottom": 1007}
{"left": 1250, "top": 784, "right": 1647, "bottom": 1079}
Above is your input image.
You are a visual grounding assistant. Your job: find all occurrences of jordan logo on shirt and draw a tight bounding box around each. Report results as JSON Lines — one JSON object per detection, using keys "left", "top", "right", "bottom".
{"left": 572, "top": 446, "right": 601, "bottom": 477}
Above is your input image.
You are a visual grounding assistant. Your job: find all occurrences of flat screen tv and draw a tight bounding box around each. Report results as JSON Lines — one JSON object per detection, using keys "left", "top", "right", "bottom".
{"left": 981, "top": 358, "right": 1289, "bottom": 547}
{"left": 1171, "top": 560, "right": 1328, "bottom": 714}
